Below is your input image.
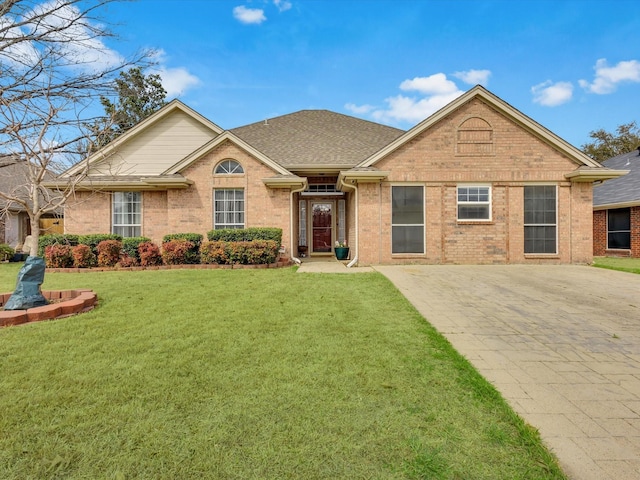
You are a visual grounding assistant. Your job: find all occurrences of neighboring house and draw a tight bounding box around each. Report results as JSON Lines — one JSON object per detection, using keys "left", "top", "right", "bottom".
{"left": 0, "top": 158, "right": 64, "bottom": 249}
{"left": 593, "top": 147, "right": 640, "bottom": 257}
{"left": 54, "top": 86, "right": 624, "bottom": 265}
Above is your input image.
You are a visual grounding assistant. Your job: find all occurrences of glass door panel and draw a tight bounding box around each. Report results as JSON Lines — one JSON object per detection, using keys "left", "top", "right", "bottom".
{"left": 312, "top": 202, "right": 332, "bottom": 253}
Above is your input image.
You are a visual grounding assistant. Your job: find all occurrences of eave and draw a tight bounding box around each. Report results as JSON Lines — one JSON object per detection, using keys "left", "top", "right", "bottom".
{"left": 337, "top": 169, "right": 390, "bottom": 188}
{"left": 42, "top": 175, "right": 194, "bottom": 191}
{"left": 564, "top": 167, "right": 629, "bottom": 183}
{"left": 594, "top": 200, "right": 640, "bottom": 211}
{"left": 262, "top": 176, "right": 308, "bottom": 189}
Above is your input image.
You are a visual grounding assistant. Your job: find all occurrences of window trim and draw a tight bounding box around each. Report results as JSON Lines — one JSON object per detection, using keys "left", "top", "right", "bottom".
{"left": 457, "top": 184, "right": 492, "bottom": 222}
{"left": 214, "top": 159, "right": 244, "bottom": 175}
{"left": 213, "top": 188, "right": 245, "bottom": 230}
{"left": 112, "top": 191, "right": 142, "bottom": 238}
{"left": 524, "top": 184, "right": 558, "bottom": 255}
{"left": 391, "top": 184, "right": 425, "bottom": 255}
{"left": 606, "top": 207, "right": 631, "bottom": 250}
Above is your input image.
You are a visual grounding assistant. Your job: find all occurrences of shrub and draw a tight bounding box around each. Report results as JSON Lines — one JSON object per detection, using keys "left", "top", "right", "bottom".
{"left": 72, "top": 244, "right": 96, "bottom": 268}
{"left": 138, "top": 242, "right": 162, "bottom": 267}
{"left": 200, "top": 241, "right": 229, "bottom": 264}
{"left": 44, "top": 244, "right": 73, "bottom": 268}
{"left": 162, "top": 239, "right": 194, "bottom": 265}
{"left": 97, "top": 240, "right": 122, "bottom": 267}
{"left": 162, "top": 233, "right": 202, "bottom": 263}
{"left": 207, "top": 227, "right": 282, "bottom": 244}
{"left": 38, "top": 234, "right": 79, "bottom": 257}
{"left": 117, "top": 254, "right": 138, "bottom": 268}
{"left": 122, "top": 237, "right": 151, "bottom": 261}
{"left": 78, "top": 234, "right": 122, "bottom": 255}
{"left": 200, "top": 240, "right": 279, "bottom": 265}
{"left": 0, "top": 243, "right": 14, "bottom": 261}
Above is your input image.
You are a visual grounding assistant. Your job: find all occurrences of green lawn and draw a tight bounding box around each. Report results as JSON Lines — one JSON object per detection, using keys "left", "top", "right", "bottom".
{"left": 593, "top": 256, "right": 640, "bottom": 274}
{"left": 0, "top": 264, "right": 566, "bottom": 479}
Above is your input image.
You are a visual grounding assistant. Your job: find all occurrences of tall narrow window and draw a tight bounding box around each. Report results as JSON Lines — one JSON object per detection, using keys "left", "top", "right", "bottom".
{"left": 112, "top": 192, "right": 141, "bottom": 237}
{"left": 607, "top": 208, "right": 631, "bottom": 249}
{"left": 214, "top": 189, "right": 244, "bottom": 229}
{"left": 299, "top": 200, "right": 307, "bottom": 246}
{"left": 392, "top": 186, "right": 424, "bottom": 254}
{"left": 524, "top": 185, "right": 557, "bottom": 254}
{"left": 457, "top": 185, "right": 491, "bottom": 221}
{"left": 337, "top": 199, "right": 346, "bottom": 244}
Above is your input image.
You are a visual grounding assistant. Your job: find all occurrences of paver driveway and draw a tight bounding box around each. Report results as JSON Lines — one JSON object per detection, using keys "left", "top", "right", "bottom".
{"left": 375, "top": 265, "right": 640, "bottom": 480}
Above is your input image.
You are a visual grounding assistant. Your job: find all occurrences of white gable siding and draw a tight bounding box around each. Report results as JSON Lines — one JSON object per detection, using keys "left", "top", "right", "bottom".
{"left": 89, "top": 110, "right": 217, "bottom": 176}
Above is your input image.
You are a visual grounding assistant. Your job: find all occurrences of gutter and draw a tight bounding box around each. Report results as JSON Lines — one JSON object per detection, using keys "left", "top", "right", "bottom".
{"left": 338, "top": 178, "right": 358, "bottom": 268}
{"left": 289, "top": 182, "right": 308, "bottom": 266}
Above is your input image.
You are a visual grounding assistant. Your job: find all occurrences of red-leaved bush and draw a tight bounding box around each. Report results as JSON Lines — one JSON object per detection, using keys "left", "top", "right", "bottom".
{"left": 97, "top": 240, "right": 122, "bottom": 267}
{"left": 45, "top": 244, "right": 73, "bottom": 268}
{"left": 199, "top": 240, "right": 278, "bottom": 265}
{"left": 72, "top": 244, "right": 96, "bottom": 268}
{"left": 138, "top": 242, "right": 162, "bottom": 266}
{"left": 161, "top": 239, "right": 194, "bottom": 265}
{"left": 117, "top": 254, "right": 138, "bottom": 268}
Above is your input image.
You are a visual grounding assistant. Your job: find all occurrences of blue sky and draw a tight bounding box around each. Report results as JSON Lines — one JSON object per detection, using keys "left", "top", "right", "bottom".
{"left": 101, "top": 0, "right": 640, "bottom": 148}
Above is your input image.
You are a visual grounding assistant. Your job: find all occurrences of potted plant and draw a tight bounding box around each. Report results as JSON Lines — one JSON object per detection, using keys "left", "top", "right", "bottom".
{"left": 334, "top": 240, "right": 349, "bottom": 260}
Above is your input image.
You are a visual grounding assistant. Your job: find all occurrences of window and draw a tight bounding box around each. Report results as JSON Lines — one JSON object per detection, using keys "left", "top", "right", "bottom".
{"left": 112, "top": 191, "right": 141, "bottom": 237}
{"left": 214, "top": 159, "right": 244, "bottom": 174}
{"left": 457, "top": 185, "right": 491, "bottom": 220}
{"left": 214, "top": 189, "right": 244, "bottom": 229}
{"left": 392, "top": 186, "right": 424, "bottom": 254}
{"left": 524, "top": 185, "right": 557, "bottom": 254}
{"left": 607, "top": 208, "right": 631, "bottom": 249}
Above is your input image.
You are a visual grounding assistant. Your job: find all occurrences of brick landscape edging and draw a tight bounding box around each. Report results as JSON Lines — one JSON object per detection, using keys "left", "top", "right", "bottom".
{"left": 0, "top": 289, "right": 98, "bottom": 327}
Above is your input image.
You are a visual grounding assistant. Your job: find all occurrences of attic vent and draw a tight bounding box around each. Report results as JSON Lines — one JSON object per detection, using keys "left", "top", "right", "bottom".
{"left": 457, "top": 117, "right": 494, "bottom": 156}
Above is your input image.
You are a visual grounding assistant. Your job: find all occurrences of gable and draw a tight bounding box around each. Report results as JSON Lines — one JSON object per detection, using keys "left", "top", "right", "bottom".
{"left": 88, "top": 109, "right": 218, "bottom": 176}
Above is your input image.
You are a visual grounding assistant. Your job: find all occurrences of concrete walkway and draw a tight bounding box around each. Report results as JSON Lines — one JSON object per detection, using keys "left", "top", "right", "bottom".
{"left": 374, "top": 265, "right": 640, "bottom": 480}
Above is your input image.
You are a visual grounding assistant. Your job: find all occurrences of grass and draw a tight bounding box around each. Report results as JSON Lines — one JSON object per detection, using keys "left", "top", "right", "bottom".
{"left": 0, "top": 264, "right": 566, "bottom": 479}
{"left": 593, "top": 256, "right": 640, "bottom": 274}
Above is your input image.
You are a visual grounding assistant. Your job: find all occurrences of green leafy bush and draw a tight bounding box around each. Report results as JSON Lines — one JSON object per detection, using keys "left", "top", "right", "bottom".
{"left": 138, "top": 242, "right": 162, "bottom": 267}
{"left": 162, "top": 239, "right": 194, "bottom": 265}
{"left": 72, "top": 244, "right": 96, "bottom": 268}
{"left": 97, "top": 240, "right": 122, "bottom": 267}
{"left": 200, "top": 240, "right": 279, "bottom": 265}
{"left": 38, "top": 234, "right": 79, "bottom": 257}
{"left": 162, "top": 233, "right": 202, "bottom": 263}
{"left": 207, "top": 228, "right": 282, "bottom": 244}
{"left": 78, "top": 234, "right": 122, "bottom": 255}
{"left": 45, "top": 244, "right": 73, "bottom": 268}
{"left": 0, "top": 243, "right": 15, "bottom": 261}
{"left": 121, "top": 237, "right": 151, "bottom": 261}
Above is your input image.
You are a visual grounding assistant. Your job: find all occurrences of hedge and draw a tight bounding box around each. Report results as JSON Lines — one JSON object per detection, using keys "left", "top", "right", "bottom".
{"left": 38, "top": 234, "right": 79, "bottom": 256}
{"left": 200, "top": 240, "right": 279, "bottom": 265}
{"left": 162, "top": 233, "right": 202, "bottom": 264}
{"left": 207, "top": 228, "right": 282, "bottom": 244}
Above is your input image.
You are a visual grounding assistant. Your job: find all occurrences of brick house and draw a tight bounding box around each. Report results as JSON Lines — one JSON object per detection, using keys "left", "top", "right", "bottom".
{"left": 593, "top": 148, "right": 639, "bottom": 257}
{"left": 55, "top": 86, "right": 624, "bottom": 265}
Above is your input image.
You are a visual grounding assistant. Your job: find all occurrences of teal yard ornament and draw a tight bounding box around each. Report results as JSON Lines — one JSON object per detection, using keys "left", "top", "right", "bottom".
{"left": 4, "top": 257, "right": 48, "bottom": 310}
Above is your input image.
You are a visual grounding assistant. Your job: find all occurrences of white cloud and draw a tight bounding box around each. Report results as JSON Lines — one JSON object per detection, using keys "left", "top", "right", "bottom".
{"left": 372, "top": 90, "right": 464, "bottom": 124}
{"left": 453, "top": 69, "right": 491, "bottom": 86}
{"left": 531, "top": 80, "right": 573, "bottom": 107}
{"left": 149, "top": 51, "right": 200, "bottom": 98}
{"left": 579, "top": 58, "right": 640, "bottom": 94}
{"left": 233, "top": 5, "right": 267, "bottom": 24}
{"left": 274, "top": 0, "right": 292, "bottom": 12}
{"left": 400, "top": 73, "right": 459, "bottom": 95}
{"left": 344, "top": 103, "right": 375, "bottom": 115}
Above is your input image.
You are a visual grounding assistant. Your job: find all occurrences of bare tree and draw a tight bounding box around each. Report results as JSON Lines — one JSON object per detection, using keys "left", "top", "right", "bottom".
{"left": 0, "top": 0, "right": 151, "bottom": 256}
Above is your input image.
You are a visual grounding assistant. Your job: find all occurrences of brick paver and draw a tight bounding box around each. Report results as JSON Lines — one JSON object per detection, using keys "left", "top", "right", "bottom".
{"left": 375, "top": 265, "right": 640, "bottom": 480}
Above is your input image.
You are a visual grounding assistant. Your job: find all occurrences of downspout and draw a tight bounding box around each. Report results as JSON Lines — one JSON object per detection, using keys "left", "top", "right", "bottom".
{"left": 290, "top": 183, "right": 307, "bottom": 265}
{"left": 339, "top": 179, "right": 358, "bottom": 268}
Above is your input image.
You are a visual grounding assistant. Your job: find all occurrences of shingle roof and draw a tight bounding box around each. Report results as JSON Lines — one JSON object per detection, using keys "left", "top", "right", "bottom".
{"left": 593, "top": 148, "right": 640, "bottom": 207}
{"left": 230, "top": 110, "right": 404, "bottom": 169}
{"left": 0, "top": 158, "right": 62, "bottom": 213}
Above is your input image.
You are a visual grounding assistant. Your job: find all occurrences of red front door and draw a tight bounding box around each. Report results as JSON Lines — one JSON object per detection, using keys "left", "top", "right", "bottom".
{"left": 312, "top": 202, "right": 332, "bottom": 253}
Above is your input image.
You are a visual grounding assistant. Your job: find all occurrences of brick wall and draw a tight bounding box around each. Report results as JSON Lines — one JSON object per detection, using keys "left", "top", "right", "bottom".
{"left": 594, "top": 206, "right": 640, "bottom": 258}
{"left": 64, "top": 191, "right": 112, "bottom": 235}
{"left": 356, "top": 98, "right": 594, "bottom": 265}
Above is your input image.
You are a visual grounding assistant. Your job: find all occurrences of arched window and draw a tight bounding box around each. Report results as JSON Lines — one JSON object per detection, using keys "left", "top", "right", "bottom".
{"left": 214, "top": 159, "right": 244, "bottom": 174}
{"left": 457, "top": 117, "right": 493, "bottom": 155}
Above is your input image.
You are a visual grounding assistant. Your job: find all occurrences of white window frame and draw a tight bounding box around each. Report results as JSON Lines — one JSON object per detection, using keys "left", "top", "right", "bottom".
{"left": 214, "top": 159, "right": 244, "bottom": 175}
{"left": 213, "top": 189, "right": 245, "bottom": 229}
{"left": 112, "top": 191, "right": 142, "bottom": 237}
{"left": 457, "top": 184, "right": 491, "bottom": 221}
{"left": 524, "top": 184, "right": 558, "bottom": 255}
{"left": 391, "top": 185, "right": 425, "bottom": 255}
